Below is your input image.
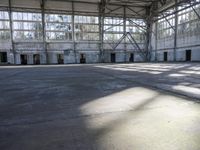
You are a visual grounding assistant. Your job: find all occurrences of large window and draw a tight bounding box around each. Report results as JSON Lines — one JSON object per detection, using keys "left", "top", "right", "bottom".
{"left": 12, "top": 12, "right": 42, "bottom": 41}
{"left": 45, "top": 14, "right": 72, "bottom": 41}
{"left": 0, "top": 11, "right": 10, "bottom": 40}
{"left": 177, "top": 4, "right": 200, "bottom": 36}
{"left": 157, "top": 13, "right": 175, "bottom": 40}
{"left": 74, "top": 15, "right": 99, "bottom": 41}
{"left": 104, "top": 17, "right": 124, "bottom": 42}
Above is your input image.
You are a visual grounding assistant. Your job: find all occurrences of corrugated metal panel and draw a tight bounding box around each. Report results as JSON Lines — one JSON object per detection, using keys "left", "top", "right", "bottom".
{"left": 0, "top": 0, "right": 9, "bottom": 7}
{"left": 74, "top": 3, "right": 98, "bottom": 13}
{"left": 45, "top": 1, "right": 72, "bottom": 11}
{"left": 11, "top": 0, "right": 40, "bottom": 9}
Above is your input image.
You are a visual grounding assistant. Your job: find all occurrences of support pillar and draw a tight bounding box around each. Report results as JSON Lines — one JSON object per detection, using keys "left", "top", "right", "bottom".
{"left": 145, "top": 7, "right": 153, "bottom": 62}
{"left": 8, "top": 0, "right": 15, "bottom": 64}
{"left": 99, "top": 0, "right": 106, "bottom": 63}
{"left": 174, "top": 0, "right": 178, "bottom": 61}
{"left": 41, "top": 0, "right": 47, "bottom": 64}
{"left": 123, "top": 6, "right": 127, "bottom": 62}
{"left": 72, "top": 2, "right": 77, "bottom": 63}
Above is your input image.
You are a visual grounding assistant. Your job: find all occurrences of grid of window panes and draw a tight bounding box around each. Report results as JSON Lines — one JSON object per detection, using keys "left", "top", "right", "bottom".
{"left": 74, "top": 15, "right": 99, "bottom": 41}
{"left": 126, "top": 19, "right": 146, "bottom": 43}
{"left": 12, "top": 12, "right": 42, "bottom": 41}
{"left": 177, "top": 3, "right": 200, "bottom": 36}
{"left": 104, "top": 17, "right": 124, "bottom": 42}
{"left": 0, "top": 11, "right": 10, "bottom": 40}
{"left": 157, "top": 13, "right": 175, "bottom": 39}
{"left": 45, "top": 14, "right": 72, "bottom": 41}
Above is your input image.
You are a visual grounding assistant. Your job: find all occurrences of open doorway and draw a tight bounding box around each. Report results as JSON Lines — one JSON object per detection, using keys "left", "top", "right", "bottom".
{"left": 164, "top": 52, "right": 168, "bottom": 61}
{"left": 111, "top": 53, "right": 116, "bottom": 63}
{"left": 185, "top": 50, "right": 191, "bottom": 61}
{"left": 20, "top": 54, "right": 27, "bottom": 65}
{"left": 33, "top": 54, "right": 40, "bottom": 65}
{"left": 57, "top": 54, "right": 64, "bottom": 64}
{"left": 129, "top": 53, "right": 134, "bottom": 62}
{"left": 0, "top": 52, "right": 7, "bottom": 63}
{"left": 80, "top": 54, "right": 86, "bottom": 64}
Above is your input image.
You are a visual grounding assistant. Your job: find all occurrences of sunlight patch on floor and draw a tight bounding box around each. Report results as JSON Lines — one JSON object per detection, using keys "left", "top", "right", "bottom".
{"left": 80, "top": 87, "right": 200, "bottom": 150}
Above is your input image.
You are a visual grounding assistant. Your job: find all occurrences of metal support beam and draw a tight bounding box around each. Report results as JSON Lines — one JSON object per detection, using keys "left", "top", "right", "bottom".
{"left": 112, "top": 34, "right": 126, "bottom": 50}
{"left": 8, "top": 0, "right": 15, "bottom": 64}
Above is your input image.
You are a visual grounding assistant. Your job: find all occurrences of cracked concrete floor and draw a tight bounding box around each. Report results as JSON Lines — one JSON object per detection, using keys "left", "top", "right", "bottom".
{"left": 0, "top": 63, "right": 200, "bottom": 150}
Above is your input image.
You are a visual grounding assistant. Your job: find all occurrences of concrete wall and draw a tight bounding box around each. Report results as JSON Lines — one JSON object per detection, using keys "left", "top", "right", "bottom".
{"left": 151, "top": 48, "right": 200, "bottom": 62}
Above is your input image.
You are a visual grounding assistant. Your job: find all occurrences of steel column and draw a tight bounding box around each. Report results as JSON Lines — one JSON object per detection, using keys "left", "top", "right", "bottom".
{"left": 8, "top": 0, "right": 15, "bottom": 64}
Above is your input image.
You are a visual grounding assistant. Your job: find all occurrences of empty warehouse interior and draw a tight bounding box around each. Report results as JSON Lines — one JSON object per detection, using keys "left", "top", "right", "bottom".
{"left": 0, "top": 0, "right": 200, "bottom": 150}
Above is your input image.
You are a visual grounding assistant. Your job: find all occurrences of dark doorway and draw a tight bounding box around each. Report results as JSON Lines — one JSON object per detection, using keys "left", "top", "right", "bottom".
{"left": 186, "top": 50, "right": 191, "bottom": 61}
{"left": 20, "top": 54, "right": 27, "bottom": 65}
{"left": 129, "top": 53, "right": 134, "bottom": 62}
{"left": 0, "top": 52, "right": 7, "bottom": 63}
{"left": 164, "top": 52, "right": 168, "bottom": 61}
{"left": 80, "top": 54, "right": 86, "bottom": 64}
{"left": 57, "top": 54, "right": 64, "bottom": 64}
{"left": 33, "top": 54, "right": 40, "bottom": 65}
{"left": 111, "top": 53, "right": 116, "bottom": 63}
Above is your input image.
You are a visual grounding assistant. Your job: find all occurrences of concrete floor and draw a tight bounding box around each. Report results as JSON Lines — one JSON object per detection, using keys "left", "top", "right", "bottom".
{"left": 0, "top": 63, "right": 200, "bottom": 150}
